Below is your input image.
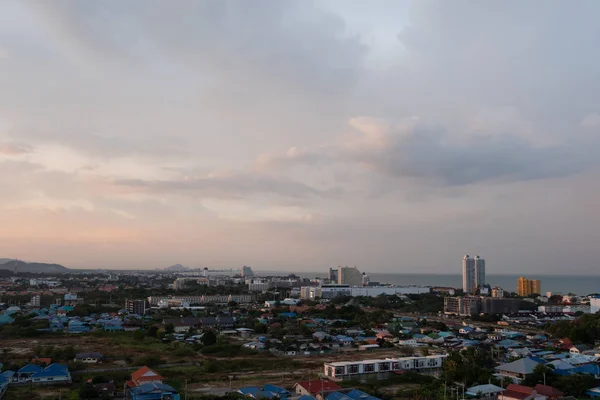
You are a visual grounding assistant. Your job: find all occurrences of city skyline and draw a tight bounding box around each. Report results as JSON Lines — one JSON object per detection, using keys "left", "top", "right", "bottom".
{"left": 2, "top": 1, "right": 600, "bottom": 273}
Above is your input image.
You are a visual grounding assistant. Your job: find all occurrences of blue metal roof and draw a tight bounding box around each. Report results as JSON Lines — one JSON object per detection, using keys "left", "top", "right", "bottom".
{"left": 17, "top": 364, "right": 42, "bottom": 374}
{"left": 31, "top": 364, "right": 70, "bottom": 379}
{"left": 130, "top": 382, "right": 178, "bottom": 395}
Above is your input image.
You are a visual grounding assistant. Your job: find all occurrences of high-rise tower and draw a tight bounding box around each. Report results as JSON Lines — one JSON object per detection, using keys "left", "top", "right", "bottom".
{"left": 462, "top": 255, "right": 475, "bottom": 293}
{"left": 474, "top": 256, "right": 486, "bottom": 288}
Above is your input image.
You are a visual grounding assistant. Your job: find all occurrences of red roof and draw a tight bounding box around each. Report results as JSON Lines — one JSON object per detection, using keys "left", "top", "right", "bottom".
{"left": 130, "top": 366, "right": 164, "bottom": 385}
{"left": 501, "top": 390, "right": 531, "bottom": 400}
{"left": 506, "top": 384, "right": 533, "bottom": 394}
{"left": 295, "top": 380, "right": 341, "bottom": 395}
{"left": 533, "top": 384, "right": 564, "bottom": 397}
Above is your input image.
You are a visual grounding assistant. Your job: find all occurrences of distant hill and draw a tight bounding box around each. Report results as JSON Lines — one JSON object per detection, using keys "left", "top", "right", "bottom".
{"left": 1, "top": 260, "right": 69, "bottom": 273}
{"left": 165, "top": 264, "right": 189, "bottom": 271}
{"left": 0, "top": 258, "right": 13, "bottom": 265}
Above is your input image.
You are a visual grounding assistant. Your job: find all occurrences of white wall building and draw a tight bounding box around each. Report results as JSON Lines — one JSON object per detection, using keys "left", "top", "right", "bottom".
{"left": 337, "top": 267, "right": 364, "bottom": 286}
{"left": 591, "top": 297, "right": 600, "bottom": 314}
{"left": 324, "top": 355, "right": 446, "bottom": 381}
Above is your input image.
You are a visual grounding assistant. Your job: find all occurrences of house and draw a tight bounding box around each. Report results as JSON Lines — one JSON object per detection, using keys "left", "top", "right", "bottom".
{"left": 16, "top": 364, "right": 42, "bottom": 382}
{"left": 262, "top": 384, "right": 290, "bottom": 398}
{"left": 200, "top": 317, "right": 217, "bottom": 329}
{"left": 94, "top": 382, "right": 117, "bottom": 397}
{"left": 217, "top": 315, "right": 235, "bottom": 330}
{"left": 129, "top": 382, "right": 180, "bottom": 400}
{"left": 313, "top": 331, "right": 331, "bottom": 341}
{"left": 294, "top": 379, "right": 341, "bottom": 396}
{"left": 0, "top": 375, "right": 8, "bottom": 399}
{"left": 67, "top": 320, "right": 90, "bottom": 334}
{"left": 495, "top": 358, "right": 544, "bottom": 382}
{"left": 499, "top": 384, "right": 564, "bottom": 400}
{"left": 128, "top": 366, "right": 164, "bottom": 387}
{"left": 75, "top": 352, "right": 104, "bottom": 363}
{"left": 459, "top": 327, "right": 474, "bottom": 335}
{"left": 466, "top": 384, "right": 504, "bottom": 398}
{"left": 30, "top": 364, "right": 72, "bottom": 384}
{"left": 569, "top": 344, "right": 591, "bottom": 355}
{"left": 237, "top": 385, "right": 287, "bottom": 399}
{"left": 163, "top": 317, "right": 199, "bottom": 333}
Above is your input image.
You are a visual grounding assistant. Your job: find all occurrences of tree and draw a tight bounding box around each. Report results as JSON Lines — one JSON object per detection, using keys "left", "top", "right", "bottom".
{"left": 420, "top": 347, "right": 430, "bottom": 356}
{"left": 165, "top": 323, "right": 175, "bottom": 334}
{"left": 146, "top": 325, "right": 159, "bottom": 337}
{"left": 254, "top": 323, "right": 268, "bottom": 334}
{"left": 201, "top": 330, "right": 217, "bottom": 346}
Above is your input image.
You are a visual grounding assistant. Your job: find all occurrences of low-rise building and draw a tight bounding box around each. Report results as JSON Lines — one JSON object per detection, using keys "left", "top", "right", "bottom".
{"left": 323, "top": 355, "right": 446, "bottom": 381}
{"left": 74, "top": 352, "right": 103, "bottom": 363}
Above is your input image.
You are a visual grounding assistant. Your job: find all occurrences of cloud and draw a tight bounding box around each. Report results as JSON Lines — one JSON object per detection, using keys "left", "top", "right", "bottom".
{"left": 258, "top": 116, "right": 595, "bottom": 187}
{"left": 0, "top": 142, "right": 32, "bottom": 155}
{"left": 115, "top": 172, "right": 344, "bottom": 200}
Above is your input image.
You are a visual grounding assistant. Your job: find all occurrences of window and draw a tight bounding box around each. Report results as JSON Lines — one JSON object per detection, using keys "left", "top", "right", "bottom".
{"left": 392, "top": 362, "right": 401, "bottom": 370}
{"left": 364, "top": 364, "right": 375, "bottom": 373}
{"left": 348, "top": 364, "right": 359, "bottom": 374}
{"left": 379, "top": 362, "right": 390, "bottom": 371}
{"left": 335, "top": 366, "right": 345, "bottom": 375}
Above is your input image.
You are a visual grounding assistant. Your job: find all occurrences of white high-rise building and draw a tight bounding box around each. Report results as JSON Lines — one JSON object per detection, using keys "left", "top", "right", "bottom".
{"left": 474, "top": 256, "right": 486, "bottom": 288}
{"left": 462, "top": 255, "right": 475, "bottom": 293}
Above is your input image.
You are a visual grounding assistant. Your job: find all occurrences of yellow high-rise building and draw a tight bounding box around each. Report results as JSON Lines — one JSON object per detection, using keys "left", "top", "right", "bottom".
{"left": 517, "top": 276, "right": 541, "bottom": 297}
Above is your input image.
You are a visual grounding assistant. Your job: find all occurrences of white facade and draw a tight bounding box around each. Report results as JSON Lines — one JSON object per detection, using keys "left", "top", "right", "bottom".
{"left": 591, "top": 297, "right": 600, "bottom": 314}
{"left": 324, "top": 355, "right": 446, "bottom": 380}
{"left": 350, "top": 286, "right": 430, "bottom": 296}
{"left": 462, "top": 255, "right": 475, "bottom": 293}
{"left": 337, "top": 267, "right": 364, "bottom": 286}
{"left": 247, "top": 279, "right": 269, "bottom": 292}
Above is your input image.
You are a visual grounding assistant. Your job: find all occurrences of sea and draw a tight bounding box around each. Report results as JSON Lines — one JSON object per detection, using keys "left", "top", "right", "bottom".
{"left": 255, "top": 271, "right": 600, "bottom": 296}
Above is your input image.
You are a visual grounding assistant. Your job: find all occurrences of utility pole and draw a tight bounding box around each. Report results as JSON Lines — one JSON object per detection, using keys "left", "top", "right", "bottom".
{"left": 185, "top": 378, "right": 188, "bottom": 400}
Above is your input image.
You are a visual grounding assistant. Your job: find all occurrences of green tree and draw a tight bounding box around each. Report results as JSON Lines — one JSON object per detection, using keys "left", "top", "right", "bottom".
{"left": 201, "top": 330, "right": 218, "bottom": 346}
{"left": 165, "top": 323, "right": 175, "bottom": 334}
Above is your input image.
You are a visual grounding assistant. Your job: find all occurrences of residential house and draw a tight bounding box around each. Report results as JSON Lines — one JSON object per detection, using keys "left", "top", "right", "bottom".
{"left": 199, "top": 317, "right": 217, "bottom": 330}
{"left": 0, "top": 375, "right": 8, "bottom": 399}
{"left": 499, "top": 384, "right": 564, "bottom": 400}
{"left": 495, "top": 358, "right": 544, "bottom": 382}
{"left": 569, "top": 344, "right": 591, "bottom": 355}
{"left": 217, "top": 315, "right": 235, "bottom": 330}
{"left": 129, "top": 382, "right": 180, "bottom": 400}
{"left": 238, "top": 384, "right": 289, "bottom": 399}
{"left": 16, "top": 364, "right": 43, "bottom": 382}
{"left": 128, "top": 366, "right": 164, "bottom": 387}
{"left": 466, "top": 384, "right": 504, "bottom": 399}
{"left": 94, "top": 382, "right": 117, "bottom": 397}
{"left": 30, "top": 364, "right": 72, "bottom": 384}
{"left": 459, "top": 327, "right": 474, "bottom": 335}
{"left": 75, "top": 352, "right": 103, "bottom": 363}
{"left": 294, "top": 379, "right": 341, "bottom": 396}
{"left": 67, "top": 320, "right": 90, "bottom": 334}
{"left": 313, "top": 332, "right": 331, "bottom": 342}
{"left": 163, "top": 317, "right": 199, "bottom": 333}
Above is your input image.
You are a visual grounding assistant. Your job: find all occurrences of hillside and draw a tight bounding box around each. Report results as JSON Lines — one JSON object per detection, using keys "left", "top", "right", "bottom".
{"left": 0, "top": 258, "right": 13, "bottom": 264}
{"left": 1, "top": 260, "right": 69, "bottom": 273}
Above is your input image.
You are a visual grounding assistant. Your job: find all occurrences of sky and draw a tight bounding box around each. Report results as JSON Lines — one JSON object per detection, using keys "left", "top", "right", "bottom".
{"left": 1, "top": 1, "right": 600, "bottom": 274}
